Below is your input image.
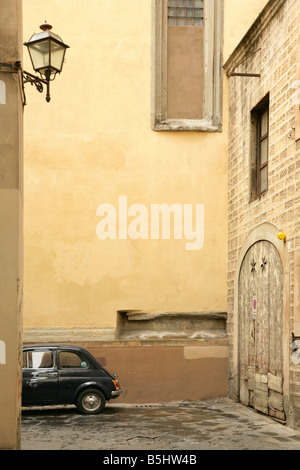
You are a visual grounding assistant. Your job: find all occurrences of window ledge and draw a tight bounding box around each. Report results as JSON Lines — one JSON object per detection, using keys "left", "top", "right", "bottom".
{"left": 152, "top": 118, "right": 222, "bottom": 132}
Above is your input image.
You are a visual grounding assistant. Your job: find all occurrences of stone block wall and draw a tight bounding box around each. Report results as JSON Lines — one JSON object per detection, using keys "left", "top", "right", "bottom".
{"left": 225, "top": 0, "right": 300, "bottom": 426}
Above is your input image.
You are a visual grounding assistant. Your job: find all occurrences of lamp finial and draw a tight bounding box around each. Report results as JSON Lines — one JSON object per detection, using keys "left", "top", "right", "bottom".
{"left": 40, "top": 21, "right": 52, "bottom": 31}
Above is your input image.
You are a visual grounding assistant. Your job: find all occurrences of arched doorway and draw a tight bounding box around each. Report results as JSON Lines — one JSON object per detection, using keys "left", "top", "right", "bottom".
{"left": 238, "top": 240, "right": 285, "bottom": 421}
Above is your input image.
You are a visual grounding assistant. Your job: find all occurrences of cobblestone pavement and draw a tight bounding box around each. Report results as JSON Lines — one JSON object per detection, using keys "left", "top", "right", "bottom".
{"left": 20, "top": 397, "right": 300, "bottom": 451}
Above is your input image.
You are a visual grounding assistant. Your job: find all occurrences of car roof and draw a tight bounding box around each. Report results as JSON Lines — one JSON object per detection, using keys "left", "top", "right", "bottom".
{"left": 23, "top": 344, "right": 86, "bottom": 352}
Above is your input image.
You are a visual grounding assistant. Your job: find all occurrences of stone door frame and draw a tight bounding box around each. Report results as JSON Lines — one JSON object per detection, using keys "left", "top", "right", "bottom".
{"left": 231, "top": 222, "right": 290, "bottom": 410}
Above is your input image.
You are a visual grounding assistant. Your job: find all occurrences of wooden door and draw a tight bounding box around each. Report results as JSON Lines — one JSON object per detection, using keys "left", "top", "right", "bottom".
{"left": 238, "top": 241, "right": 285, "bottom": 420}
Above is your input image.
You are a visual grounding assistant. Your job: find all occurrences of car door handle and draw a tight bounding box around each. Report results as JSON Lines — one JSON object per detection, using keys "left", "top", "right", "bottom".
{"left": 29, "top": 379, "right": 39, "bottom": 386}
{"left": 46, "top": 371, "right": 58, "bottom": 377}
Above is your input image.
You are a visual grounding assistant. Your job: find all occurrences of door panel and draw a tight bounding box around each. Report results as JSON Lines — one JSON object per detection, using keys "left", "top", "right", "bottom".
{"left": 238, "top": 241, "right": 284, "bottom": 420}
{"left": 22, "top": 349, "right": 59, "bottom": 405}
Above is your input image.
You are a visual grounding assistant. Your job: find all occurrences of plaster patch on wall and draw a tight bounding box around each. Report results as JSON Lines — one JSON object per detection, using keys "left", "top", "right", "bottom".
{"left": 0, "top": 80, "right": 6, "bottom": 104}
{"left": 184, "top": 346, "right": 228, "bottom": 360}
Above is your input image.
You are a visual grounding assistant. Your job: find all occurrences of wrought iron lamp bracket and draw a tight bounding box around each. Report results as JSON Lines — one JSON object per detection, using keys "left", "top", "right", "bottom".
{"left": 22, "top": 69, "right": 50, "bottom": 103}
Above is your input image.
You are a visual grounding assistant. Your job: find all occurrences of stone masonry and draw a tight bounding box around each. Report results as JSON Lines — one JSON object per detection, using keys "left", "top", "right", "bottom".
{"left": 225, "top": 0, "right": 300, "bottom": 427}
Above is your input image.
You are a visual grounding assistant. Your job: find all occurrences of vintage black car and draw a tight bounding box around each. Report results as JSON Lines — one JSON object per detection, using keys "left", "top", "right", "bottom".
{"left": 22, "top": 344, "right": 121, "bottom": 414}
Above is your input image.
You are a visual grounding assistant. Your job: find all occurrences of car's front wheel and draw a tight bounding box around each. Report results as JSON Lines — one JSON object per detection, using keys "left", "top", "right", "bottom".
{"left": 76, "top": 388, "right": 106, "bottom": 414}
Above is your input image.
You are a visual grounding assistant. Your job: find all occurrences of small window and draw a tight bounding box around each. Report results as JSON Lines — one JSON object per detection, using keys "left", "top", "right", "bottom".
{"left": 168, "top": 0, "right": 204, "bottom": 26}
{"left": 250, "top": 95, "right": 269, "bottom": 200}
{"left": 257, "top": 108, "right": 269, "bottom": 195}
{"left": 23, "top": 351, "right": 54, "bottom": 369}
{"left": 59, "top": 351, "right": 90, "bottom": 369}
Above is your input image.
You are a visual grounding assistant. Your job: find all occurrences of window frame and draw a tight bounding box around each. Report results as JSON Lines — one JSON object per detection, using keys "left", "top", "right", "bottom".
{"left": 58, "top": 350, "right": 93, "bottom": 369}
{"left": 22, "top": 350, "right": 55, "bottom": 370}
{"left": 250, "top": 94, "right": 270, "bottom": 201}
{"left": 151, "top": 0, "right": 224, "bottom": 132}
{"left": 257, "top": 107, "right": 269, "bottom": 196}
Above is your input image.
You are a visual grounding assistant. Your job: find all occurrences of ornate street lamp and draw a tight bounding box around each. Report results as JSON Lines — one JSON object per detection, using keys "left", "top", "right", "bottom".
{"left": 23, "top": 22, "right": 69, "bottom": 102}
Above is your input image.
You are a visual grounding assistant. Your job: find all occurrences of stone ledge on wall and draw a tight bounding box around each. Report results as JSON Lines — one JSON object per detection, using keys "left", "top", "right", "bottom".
{"left": 116, "top": 310, "right": 228, "bottom": 341}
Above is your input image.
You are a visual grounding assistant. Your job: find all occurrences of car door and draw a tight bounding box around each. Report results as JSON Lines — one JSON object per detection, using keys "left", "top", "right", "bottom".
{"left": 57, "top": 349, "right": 94, "bottom": 403}
{"left": 22, "top": 349, "right": 59, "bottom": 405}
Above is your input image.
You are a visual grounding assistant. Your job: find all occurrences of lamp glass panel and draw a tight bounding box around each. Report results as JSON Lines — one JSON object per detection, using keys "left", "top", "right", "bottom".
{"left": 28, "top": 40, "right": 50, "bottom": 72}
{"left": 50, "top": 41, "right": 66, "bottom": 72}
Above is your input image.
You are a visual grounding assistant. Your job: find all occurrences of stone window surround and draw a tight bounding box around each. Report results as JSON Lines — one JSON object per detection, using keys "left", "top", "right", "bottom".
{"left": 151, "top": 0, "right": 224, "bottom": 132}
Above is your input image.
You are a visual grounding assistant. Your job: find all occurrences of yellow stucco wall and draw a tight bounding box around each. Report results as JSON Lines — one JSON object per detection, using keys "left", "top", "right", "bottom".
{"left": 223, "top": 0, "right": 267, "bottom": 61}
{"left": 22, "top": 0, "right": 267, "bottom": 329}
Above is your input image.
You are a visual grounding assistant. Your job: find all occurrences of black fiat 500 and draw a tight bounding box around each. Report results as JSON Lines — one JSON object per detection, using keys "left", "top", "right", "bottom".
{"left": 22, "top": 345, "right": 122, "bottom": 414}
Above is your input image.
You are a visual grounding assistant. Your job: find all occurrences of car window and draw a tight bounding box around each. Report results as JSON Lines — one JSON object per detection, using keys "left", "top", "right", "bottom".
{"left": 59, "top": 351, "right": 90, "bottom": 369}
{"left": 23, "top": 351, "right": 54, "bottom": 369}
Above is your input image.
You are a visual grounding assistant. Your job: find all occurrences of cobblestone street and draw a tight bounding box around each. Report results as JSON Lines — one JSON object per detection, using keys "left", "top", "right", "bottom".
{"left": 21, "top": 398, "right": 300, "bottom": 451}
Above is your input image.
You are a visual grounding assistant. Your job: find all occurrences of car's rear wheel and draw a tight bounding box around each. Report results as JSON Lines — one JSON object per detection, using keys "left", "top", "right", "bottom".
{"left": 76, "top": 388, "right": 106, "bottom": 414}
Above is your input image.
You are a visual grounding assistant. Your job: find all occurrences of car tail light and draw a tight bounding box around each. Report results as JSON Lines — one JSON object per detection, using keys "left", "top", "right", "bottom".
{"left": 113, "top": 379, "right": 120, "bottom": 390}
